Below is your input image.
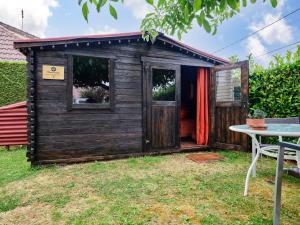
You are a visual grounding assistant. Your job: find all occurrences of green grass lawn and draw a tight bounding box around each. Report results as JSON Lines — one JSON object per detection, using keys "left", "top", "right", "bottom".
{"left": 0, "top": 147, "right": 299, "bottom": 225}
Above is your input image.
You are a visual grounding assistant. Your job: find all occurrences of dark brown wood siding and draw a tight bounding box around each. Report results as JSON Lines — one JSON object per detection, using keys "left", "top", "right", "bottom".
{"left": 214, "top": 106, "right": 245, "bottom": 148}
{"left": 34, "top": 46, "right": 142, "bottom": 163}
{"left": 32, "top": 41, "right": 214, "bottom": 164}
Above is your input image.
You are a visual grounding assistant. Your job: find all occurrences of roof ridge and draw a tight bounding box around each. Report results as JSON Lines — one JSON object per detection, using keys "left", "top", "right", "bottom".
{"left": 14, "top": 31, "right": 228, "bottom": 63}
{"left": 15, "top": 31, "right": 141, "bottom": 43}
{"left": 0, "top": 21, "right": 37, "bottom": 39}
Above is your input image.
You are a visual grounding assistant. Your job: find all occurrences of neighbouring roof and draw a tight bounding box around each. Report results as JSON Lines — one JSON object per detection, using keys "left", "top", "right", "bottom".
{"left": 14, "top": 32, "right": 229, "bottom": 64}
{"left": 0, "top": 21, "right": 37, "bottom": 62}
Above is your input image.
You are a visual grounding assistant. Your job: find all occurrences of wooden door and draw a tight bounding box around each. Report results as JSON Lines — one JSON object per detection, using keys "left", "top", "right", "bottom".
{"left": 143, "top": 63, "right": 180, "bottom": 151}
{"left": 209, "top": 61, "right": 249, "bottom": 151}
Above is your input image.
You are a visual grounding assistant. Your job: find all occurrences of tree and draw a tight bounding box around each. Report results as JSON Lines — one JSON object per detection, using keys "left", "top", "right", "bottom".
{"left": 78, "top": 0, "right": 278, "bottom": 40}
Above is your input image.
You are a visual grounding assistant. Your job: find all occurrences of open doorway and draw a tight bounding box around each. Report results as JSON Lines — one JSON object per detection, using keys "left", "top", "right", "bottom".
{"left": 180, "top": 66, "right": 209, "bottom": 149}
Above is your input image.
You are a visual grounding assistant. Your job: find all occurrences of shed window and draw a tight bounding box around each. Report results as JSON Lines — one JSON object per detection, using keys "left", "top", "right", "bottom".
{"left": 216, "top": 68, "right": 241, "bottom": 102}
{"left": 72, "top": 55, "right": 110, "bottom": 106}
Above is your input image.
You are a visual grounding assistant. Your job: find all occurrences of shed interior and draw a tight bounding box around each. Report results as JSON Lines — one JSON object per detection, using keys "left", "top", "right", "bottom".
{"left": 180, "top": 66, "right": 197, "bottom": 147}
{"left": 180, "top": 65, "right": 210, "bottom": 149}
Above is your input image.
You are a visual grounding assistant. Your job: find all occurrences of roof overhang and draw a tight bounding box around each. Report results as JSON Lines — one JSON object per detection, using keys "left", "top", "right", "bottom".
{"left": 14, "top": 32, "right": 229, "bottom": 64}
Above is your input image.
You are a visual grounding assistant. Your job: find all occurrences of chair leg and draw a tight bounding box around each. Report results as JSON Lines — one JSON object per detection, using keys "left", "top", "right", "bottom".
{"left": 273, "top": 146, "right": 285, "bottom": 225}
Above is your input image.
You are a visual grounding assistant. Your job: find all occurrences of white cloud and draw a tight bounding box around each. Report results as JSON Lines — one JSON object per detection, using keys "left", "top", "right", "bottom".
{"left": 0, "top": 0, "right": 58, "bottom": 37}
{"left": 249, "top": 13, "right": 293, "bottom": 45}
{"left": 246, "top": 36, "right": 270, "bottom": 65}
{"left": 246, "top": 10, "right": 293, "bottom": 65}
{"left": 86, "top": 25, "right": 118, "bottom": 35}
{"left": 124, "top": 0, "right": 151, "bottom": 19}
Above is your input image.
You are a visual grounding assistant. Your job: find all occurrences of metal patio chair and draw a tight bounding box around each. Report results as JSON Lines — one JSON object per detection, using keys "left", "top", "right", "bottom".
{"left": 259, "top": 117, "right": 300, "bottom": 167}
{"left": 273, "top": 141, "right": 300, "bottom": 225}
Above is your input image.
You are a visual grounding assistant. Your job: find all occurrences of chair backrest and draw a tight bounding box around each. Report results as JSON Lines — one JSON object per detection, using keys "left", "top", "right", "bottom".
{"left": 265, "top": 117, "right": 299, "bottom": 124}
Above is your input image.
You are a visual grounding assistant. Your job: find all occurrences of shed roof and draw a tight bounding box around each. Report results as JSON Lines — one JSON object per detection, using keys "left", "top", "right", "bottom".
{"left": 0, "top": 21, "right": 37, "bottom": 62}
{"left": 14, "top": 32, "right": 229, "bottom": 64}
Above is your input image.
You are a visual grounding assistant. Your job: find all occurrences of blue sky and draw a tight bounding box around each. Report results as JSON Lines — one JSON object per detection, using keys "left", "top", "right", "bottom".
{"left": 1, "top": 0, "right": 299, "bottom": 65}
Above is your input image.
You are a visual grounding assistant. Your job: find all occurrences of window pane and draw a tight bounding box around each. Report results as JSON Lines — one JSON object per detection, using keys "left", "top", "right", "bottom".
{"left": 152, "top": 69, "right": 176, "bottom": 101}
{"left": 216, "top": 68, "right": 241, "bottom": 102}
{"left": 72, "top": 56, "right": 109, "bottom": 104}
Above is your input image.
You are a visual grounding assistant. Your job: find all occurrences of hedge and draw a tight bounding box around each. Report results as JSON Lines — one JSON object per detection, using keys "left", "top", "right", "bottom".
{"left": 0, "top": 61, "right": 27, "bottom": 107}
{"left": 249, "top": 61, "right": 300, "bottom": 118}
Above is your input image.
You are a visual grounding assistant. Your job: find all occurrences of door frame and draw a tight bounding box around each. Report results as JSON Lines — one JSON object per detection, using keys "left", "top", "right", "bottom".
{"left": 142, "top": 61, "right": 181, "bottom": 152}
{"left": 209, "top": 60, "right": 249, "bottom": 150}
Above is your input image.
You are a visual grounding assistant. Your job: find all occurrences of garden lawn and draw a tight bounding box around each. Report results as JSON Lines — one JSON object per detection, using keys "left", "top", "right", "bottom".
{"left": 0, "top": 147, "right": 299, "bottom": 225}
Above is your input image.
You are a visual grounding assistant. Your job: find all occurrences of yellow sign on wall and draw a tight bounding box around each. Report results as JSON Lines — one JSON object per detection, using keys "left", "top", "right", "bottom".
{"left": 42, "top": 65, "right": 64, "bottom": 80}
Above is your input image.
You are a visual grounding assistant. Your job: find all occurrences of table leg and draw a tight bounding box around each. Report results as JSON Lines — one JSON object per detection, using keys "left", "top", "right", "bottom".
{"left": 244, "top": 133, "right": 260, "bottom": 196}
{"left": 251, "top": 135, "right": 257, "bottom": 177}
{"left": 244, "top": 152, "right": 260, "bottom": 196}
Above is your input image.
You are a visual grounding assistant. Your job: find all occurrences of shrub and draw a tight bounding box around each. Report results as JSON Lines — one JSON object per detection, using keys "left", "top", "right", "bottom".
{"left": 0, "top": 61, "right": 27, "bottom": 106}
{"left": 249, "top": 61, "right": 300, "bottom": 118}
{"left": 231, "top": 49, "right": 300, "bottom": 119}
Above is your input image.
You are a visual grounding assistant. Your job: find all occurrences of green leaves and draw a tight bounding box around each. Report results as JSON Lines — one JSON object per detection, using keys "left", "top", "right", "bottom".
{"left": 196, "top": 17, "right": 202, "bottom": 26}
{"left": 184, "top": 4, "right": 189, "bottom": 23}
{"left": 212, "top": 26, "right": 217, "bottom": 35}
{"left": 193, "top": 0, "right": 202, "bottom": 11}
{"left": 79, "top": 0, "right": 117, "bottom": 21}
{"left": 100, "top": 0, "right": 107, "bottom": 7}
{"left": 219, "top": 0, "right": 226, "bottom": 11}
{"left": 197, "top": 11, "right": 204, "bottom": 24}
{"left": 157, "top": 0, "right": 165, "bottom": 7}
{"left": 196, "top": 11, "right": 211, "bottom": 33}
{"left": 82, "top": 2, "right": 89, "bottom": 22}
{"left": 227, "top": 0, "right": 239, "bottom": 10}
{"left": 242, "top": 0, "right": 247, "bottom": 7}
{"left": 202, "top": 18, "right": 211, "bottom": 32}
{"left": 109, "top": 4, "right": 117, "bottom": 19}
{"left": 270, "top": 0, "right": 277, "bottom": 8}
{"left": 146, "top": 0, "right": 154, "bottom": 5}
{"left": 94, "top": 0, "right": 101, "bottom": 12}
{"left": 79, "top": 0, "right": 279, "bottom": 40}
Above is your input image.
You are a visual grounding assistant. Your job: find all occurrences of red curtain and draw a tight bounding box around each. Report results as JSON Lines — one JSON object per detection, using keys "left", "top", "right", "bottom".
{"left": 196, "top": 67, "right": 209, "bottom": 145}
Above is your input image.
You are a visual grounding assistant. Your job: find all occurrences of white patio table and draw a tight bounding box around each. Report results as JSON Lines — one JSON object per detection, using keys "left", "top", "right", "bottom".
{"left": 229, "top": 124, "right": 300, "bottom": 196}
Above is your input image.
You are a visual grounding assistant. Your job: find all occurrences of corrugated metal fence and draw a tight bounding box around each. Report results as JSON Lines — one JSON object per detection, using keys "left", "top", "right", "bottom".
{"left": 0, "top": 101, "right": 28, "bottom": 147}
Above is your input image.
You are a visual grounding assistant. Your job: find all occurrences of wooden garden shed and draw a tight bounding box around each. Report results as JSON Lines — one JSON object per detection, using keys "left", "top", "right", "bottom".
{"left": 14, "top": 32, "right": 249, "bottom": 164}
